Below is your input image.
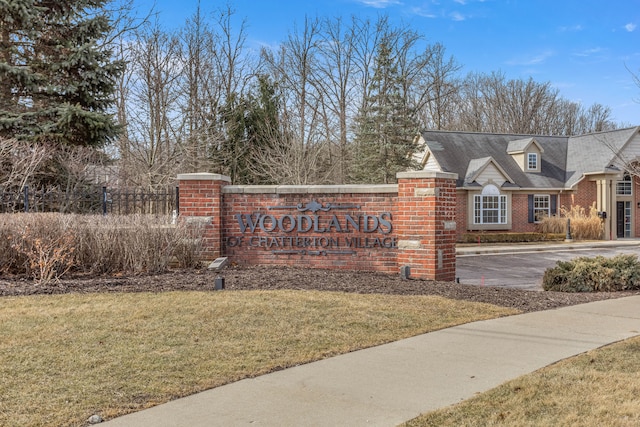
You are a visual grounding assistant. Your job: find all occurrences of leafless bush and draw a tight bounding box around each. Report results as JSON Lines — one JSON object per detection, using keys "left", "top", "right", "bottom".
{"left": 171, "top": 220, "right": 206, "bottom": 268}
{"left": 0, "top": 213, "right": 204, "bottom": 279}
{"left": 74, "top": 214, "right": 201, "bottom": 274}
{"left": 0, "top": 215, "right": 26, "bottom": 274}
{"left": 5, "top": 214, "right": 76, "bottom": 284}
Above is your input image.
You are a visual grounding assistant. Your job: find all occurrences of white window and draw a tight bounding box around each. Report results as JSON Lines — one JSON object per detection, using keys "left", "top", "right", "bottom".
{"left": 527, "top": 153, "right": 538, "bottom": 170}
{"left": 533, "top": 195, "right": 550, "bottom": 222}
{"left": 473, "top": 185, "right": 507, "bottom": 224}
{"left": 616, "top": 173, "right": 632, "bottom": 195}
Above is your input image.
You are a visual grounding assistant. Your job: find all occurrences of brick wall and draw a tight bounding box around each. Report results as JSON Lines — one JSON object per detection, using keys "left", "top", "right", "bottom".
{"left": 455, "top": 191, "right": 467, "bottom": 239}
{"left": 511, "top": 193, "right": 538, "bottom": 233}
{"left": 396, "top": 172, "right": 457, "bottom": 281}
{"left": 178, "top": 174, "right": 230, "bottom": 260}
{"left": 177, "top": 172, "right": 458, "bottom": 281}
{"left": 222, "top": 190, "right": 398, "bottom": 273}
{"left": 559, "top": 180, "right": 597, "bottom": 211}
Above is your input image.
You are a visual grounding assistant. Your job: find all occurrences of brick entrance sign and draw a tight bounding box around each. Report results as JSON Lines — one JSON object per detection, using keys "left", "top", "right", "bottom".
{"left": 178, "top": 171, "right": 457, "bottom": 281}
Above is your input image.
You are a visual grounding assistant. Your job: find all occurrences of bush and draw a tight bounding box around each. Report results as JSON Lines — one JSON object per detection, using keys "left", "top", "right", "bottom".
{"left": 0, "top": 213, "right": 204, "bottom": 281}
{"left": 459, "top": 232, "right": 564, "bottom": 244}
{"left": 542, "top": 254, "right": 640, "bottom": 292}
{"left": 7, "top": 214, "right": 76, "bottom": 284}
{"left": 538, "top": 203, "right": 603, "bottom": 240}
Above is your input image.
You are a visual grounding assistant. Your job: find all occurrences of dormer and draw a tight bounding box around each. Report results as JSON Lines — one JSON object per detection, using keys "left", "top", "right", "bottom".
{"left": 507, "top": 137, "right": 544, "bottom": 173}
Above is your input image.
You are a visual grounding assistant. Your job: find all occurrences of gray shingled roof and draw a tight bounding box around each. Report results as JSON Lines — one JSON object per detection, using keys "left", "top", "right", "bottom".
{"left": 421, "top": 127, "right": 640, "bottom": 190}
{"left": 564, "top": 127, "right": 639, "bottom": 188}
{"left": 421, "top": 130, "right": 567, "bottom": 189}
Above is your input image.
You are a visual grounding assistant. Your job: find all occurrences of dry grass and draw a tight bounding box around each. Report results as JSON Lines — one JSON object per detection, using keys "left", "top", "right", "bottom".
{"left": 0, "top": 290, "right": 516, "bottom": 427}
{"left": 403, "top": 336, "right": 640, "bottom": 427}
{"left": 538, "top": 203, "right": 604, "bottom": 240}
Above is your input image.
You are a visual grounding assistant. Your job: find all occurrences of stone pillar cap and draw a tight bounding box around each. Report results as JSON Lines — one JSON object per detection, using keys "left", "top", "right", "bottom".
{"left": 177, "top": 173, "right": 231, "bottom": 182}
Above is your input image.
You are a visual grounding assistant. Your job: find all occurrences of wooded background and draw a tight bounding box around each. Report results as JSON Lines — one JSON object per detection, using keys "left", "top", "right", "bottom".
{"left": 0, "top": 1, "right": 632, "bottom": 193}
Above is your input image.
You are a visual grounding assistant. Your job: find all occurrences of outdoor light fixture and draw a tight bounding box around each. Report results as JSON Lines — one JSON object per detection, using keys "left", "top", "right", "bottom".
{"left": 215, "top": 276, "right": 225, "bottom": 290}
{"left": 400, "top": 265, "right": 411, "bottom": 280}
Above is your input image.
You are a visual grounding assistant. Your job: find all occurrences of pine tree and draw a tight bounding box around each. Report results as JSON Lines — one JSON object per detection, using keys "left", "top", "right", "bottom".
{"left": 219, "top": 75, "right": 285, "bottom": 185}
{"left": 0, "top": 0, "right": 124, "bottom": 146}
{"left": 351, "top": 39, "right": 422, "bottom": 184}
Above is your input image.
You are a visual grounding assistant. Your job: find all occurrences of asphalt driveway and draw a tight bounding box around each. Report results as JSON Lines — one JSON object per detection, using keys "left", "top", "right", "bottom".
{"left": 456, "top": 241, "right": 640, "bottom": 291}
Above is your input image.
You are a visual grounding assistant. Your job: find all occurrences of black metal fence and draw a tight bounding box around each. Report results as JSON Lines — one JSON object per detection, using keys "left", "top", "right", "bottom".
{"left": 0, "top": 186, "right": 179, "bottom": 215}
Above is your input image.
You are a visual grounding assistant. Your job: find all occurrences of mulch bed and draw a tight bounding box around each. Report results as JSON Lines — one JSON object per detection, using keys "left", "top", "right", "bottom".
{"left": 2, "top": 265, "right": 639, "bottom": 313}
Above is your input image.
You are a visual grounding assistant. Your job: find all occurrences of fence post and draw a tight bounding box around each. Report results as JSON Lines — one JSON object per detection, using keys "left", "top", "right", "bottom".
{"left": 102, "top": 186, "right": 107, "bottom": 216}
{"left": 23, "top": 186, "right": 29, "bottom": 213}
{"left": 175, "top": 186, "right": 180, "bottom": 217}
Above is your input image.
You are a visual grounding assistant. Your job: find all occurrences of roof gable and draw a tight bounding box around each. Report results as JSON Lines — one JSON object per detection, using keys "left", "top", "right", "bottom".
{"left": 464, "top": 157, "right": 514, "bottom": 186}
{"left": 420, "top": 150, "right": 443, "bottom": 172}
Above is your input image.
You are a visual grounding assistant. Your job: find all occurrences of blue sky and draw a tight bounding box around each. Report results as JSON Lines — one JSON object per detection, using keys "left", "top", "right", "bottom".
{"left": 135, "top": 0, "right": 640, "bottom": 126}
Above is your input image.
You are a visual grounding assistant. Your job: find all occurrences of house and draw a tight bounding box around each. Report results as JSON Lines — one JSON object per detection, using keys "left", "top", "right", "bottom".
{"left": 416, "top": 127, "right": 640, "bottom": 240}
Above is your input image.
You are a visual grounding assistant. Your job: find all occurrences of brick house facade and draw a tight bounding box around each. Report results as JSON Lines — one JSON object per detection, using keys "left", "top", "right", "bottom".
{"left": 419, "top": 127, "right": 640, "bottom": 241}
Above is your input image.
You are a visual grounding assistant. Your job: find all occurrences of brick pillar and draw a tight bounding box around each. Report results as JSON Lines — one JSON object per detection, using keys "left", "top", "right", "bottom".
{"left": 177, "top": 173, "right": 231, "bottom": 261}
{"left": 396, "top": 171, "right": 458, "bottom": 281}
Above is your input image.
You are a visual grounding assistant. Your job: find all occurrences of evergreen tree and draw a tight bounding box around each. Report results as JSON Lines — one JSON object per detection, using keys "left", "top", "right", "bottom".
{"left": 219, "top": 75, "right": 284, "bottom": 184}
{"left": 351, "top": 39, "right": 422, "bottom": 184}
{"left": 0, "top": 0, "right": 124, "bottom": 146}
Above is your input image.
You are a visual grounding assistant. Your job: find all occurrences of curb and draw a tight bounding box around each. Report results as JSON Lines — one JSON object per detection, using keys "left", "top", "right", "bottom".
{"left": 456, "top": 240, "right": 640, "bottom": 256}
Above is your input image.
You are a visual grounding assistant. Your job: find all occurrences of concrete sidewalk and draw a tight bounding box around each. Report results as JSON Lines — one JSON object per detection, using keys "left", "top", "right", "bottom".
{"left": 102, "top": 295, "right": 640, "bottom": 427}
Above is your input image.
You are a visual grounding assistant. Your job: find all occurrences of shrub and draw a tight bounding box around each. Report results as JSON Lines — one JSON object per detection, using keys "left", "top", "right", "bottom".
{"left": 538, "top": 203, "right": 603, "bottom": 240}
{"left": 171, "top": 220, "right": 206, "bottom": 269}
{"left": 0, "top": 213, "right": 204, "bottom": 279}
{"left": 74, "top": 215, "right": 183, "bottom": 274}
{"left": 459, "top": 232, "right": 564, "bottom": 244}
{"left": 542, "top": 254, "right": 640, "bottom": 292}
{"left": 8, "top": 214, "right": 76, "bottom": 284}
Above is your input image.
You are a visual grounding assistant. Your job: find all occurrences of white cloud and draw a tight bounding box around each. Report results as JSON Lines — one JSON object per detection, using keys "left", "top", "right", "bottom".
{"left": 625, "top": 23, "right": 637, "bottom": 32}
{"left": 506, "top": 50, "right": 554, "bottom": 66}
{"left": 355, "top": 0, "right": 402, "bottom": 8}
{"left": 409, "top": 6, "right": 437, "bottom": 18}
{"left": 572, "top": 47, "right": 604, "bottom": 57}
{"left": 559, "top": 24, "right": 583, "bottom": 32}
{"left": 450, "top": 11, "right": 466, "bottom": 21}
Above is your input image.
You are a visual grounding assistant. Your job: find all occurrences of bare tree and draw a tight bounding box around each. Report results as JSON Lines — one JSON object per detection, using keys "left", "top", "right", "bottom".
{"left": 262, "top": 16, "right": 323, "bottom": 149}
{"left": 248, "top": 118, "right": 334, "bottom": 185}
{"left": 449, "top": 72, "right": 617, "bottom": 135}
{"left": 314, "top": 16, "right": 358, "bottom": 184}
{"left": 117, "top": 21, "right": 184, "bottom": 188}
{"left": 0, "top": 138, "right": 50, "bottom": 191}
{"left": 414, "top": 43, "right": 461, "bottom": 130}
{"left": 452, "top": 72, "right": 485, "bottom": 132}
{"left": 107, "top": 5, "right": 628, "bottom": 188}
{"left": 211, "top": 4, "right": 257, "bottom": 181}
{"left": 178, "top": 4, "right": 218, "bottom": 172}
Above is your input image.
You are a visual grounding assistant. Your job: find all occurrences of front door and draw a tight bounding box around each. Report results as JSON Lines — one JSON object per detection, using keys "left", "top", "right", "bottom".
{"left": 616, "top": 201, "right": 631, "bottom": 238}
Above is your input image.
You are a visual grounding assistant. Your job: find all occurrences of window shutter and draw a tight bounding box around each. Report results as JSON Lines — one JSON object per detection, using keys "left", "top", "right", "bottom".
{"left": 528, "top": 194, "right": 534, "bottom": 223}
{"left": 551, "top": 195, "right": 557, "bottom": 215}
